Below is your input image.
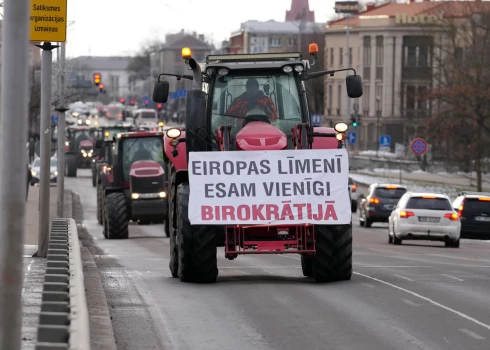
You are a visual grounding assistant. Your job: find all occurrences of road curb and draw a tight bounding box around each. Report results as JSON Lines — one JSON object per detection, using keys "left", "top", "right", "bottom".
{"left": 35, "top": 218, "right": 91, "bottom": 350}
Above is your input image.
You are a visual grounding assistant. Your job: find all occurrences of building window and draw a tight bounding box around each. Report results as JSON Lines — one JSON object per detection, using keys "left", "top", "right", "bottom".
{"left": 418, "top": 46, "right": 428, "bottom": 66}
{"left": 363, "top": 84, "right": 370, "bottom": 113}
{"left": 375, "top": 84, "right": 383, "bottom": 110}
{"left": 330, "top": 48, "right": 334, "bottom": 66}
{"left": 269, "top": 38, "right": 281, "bottom": 47}
{"left": 328, "top": 84, "right": 333, "bottom": 112}
{"left": 337, "top": 84, "right": 342, "bottom": 114}
{"left": 417, "top": 86, "right": 428, "bottom": 110}
{"left": 375, "top": 36, "right": 384, "bottom": 80}
{"left": 406, "top": 85, "right": 416, "bottom": 110}
{"left": 348, "top": 47, "right": 353, "bottom": 66}
{"left": 455, "top": 47, "right": 464, "bottom": 64}
{"left": 288, "top": 38, "right": 296, "bottom": 47}
{"left": 363, "top": 36, "right": 371, "bottom": 80}
{"left": 339, "top": 47, "right": 343, "bottom": 66}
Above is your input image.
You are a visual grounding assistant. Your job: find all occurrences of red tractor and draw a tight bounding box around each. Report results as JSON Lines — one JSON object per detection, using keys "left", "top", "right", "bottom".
{"left": 152, "top": 44, "right": 363, "bottom": 283}
{"left": 98, "top": 131, "right": 169, "bottom": 239}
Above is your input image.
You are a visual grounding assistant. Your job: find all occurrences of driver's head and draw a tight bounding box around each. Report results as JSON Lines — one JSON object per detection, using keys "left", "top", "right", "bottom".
{"left": 245, "top": 78, "right": 260, "bottom": 99}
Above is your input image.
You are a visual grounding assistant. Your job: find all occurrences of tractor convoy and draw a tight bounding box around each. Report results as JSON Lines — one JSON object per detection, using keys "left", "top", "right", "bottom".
{"left": 89, "top": 43, "right": 363, "bottom": 284}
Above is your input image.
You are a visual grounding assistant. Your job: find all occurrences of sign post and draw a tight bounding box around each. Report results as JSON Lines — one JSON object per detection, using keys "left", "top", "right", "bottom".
{"left": 30, "top": 0, "right": 68, "bottom": 257}
{"left": 379, "top": 135, "right": 391, "bottom": 152}
{"left": 0, "top": 0, "right": 31, "bottom": 348}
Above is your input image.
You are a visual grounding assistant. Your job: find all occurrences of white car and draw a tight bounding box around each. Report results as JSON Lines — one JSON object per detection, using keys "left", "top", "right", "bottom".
{"left": 388, "top": 192, "right": 461, "bottom": 247}
{"left": 348, "top": 177, "right": 358, "bottom": 213}
{"left": 30, "top": 157, "right": 58, "bottom": 186}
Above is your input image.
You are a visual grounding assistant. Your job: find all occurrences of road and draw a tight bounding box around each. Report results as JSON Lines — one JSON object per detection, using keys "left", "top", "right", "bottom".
{"left": 69, "top": 171, "right": 490, "bottom": 350}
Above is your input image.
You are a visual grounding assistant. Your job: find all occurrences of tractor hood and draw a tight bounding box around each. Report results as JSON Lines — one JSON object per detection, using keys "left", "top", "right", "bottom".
{"left": 79, "top": 140, "right": 93, "bottom": 148}
{"left": 235, "top": 122, "right": 287, "bottom": 151}
{"left": 129, "top": 160, "right": 164, "bottom": 178}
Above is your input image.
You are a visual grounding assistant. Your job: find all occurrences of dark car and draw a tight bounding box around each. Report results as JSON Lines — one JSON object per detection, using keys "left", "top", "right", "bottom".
{"left": 359, "top": 183, "right": 408, "bottom": 228}
{"left": 452, "top": 191, "right": 490, "bottom": 239}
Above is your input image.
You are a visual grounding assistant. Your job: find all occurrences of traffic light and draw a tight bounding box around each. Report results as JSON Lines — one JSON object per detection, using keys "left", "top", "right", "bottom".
{"left": 157, "top": 103, "right": 162, "bottom": 111}
{"left": 350, "top": 114, "right": 357, "bottom": 127}
{"left": 93, "top": 73, "right": 101, "bottom": 86}
{"left": 130, "top": 100, "right": 135, "bottom": 106}
{"left": 120, "top": 98, "right": 125, "bottom": 104}
{"left": 144, "top": 99, "right": 149, "bottom": 106}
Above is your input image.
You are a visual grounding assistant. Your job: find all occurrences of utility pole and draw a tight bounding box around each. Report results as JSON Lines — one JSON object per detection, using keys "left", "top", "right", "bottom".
{"left": 35, "top": 41, "right": 58, "bottom": 258}
{"left": 0, "top": 0, "right": 30, "bottom": 348}
{"left": 55, "top": 42, "right": 68, "bottom": 217}
{"left": 345, "top": 14, "right": 351, "bottom": 123}
{"left": 298, "top": 8, "right": 305, "bottom": 53}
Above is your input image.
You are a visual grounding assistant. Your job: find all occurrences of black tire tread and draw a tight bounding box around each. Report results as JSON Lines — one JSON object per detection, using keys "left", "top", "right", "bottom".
{"left": 66, "top": 156, "right": 77, "bottom": 177}
{"left": 106, "top": 192, "right": 129, "bottom": 239}
{"left": 96, "top": 184, "right": 103, "bottom": 225}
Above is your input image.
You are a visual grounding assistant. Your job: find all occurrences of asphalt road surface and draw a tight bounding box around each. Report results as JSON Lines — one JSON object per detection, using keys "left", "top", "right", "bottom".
{"left": 69, "top": 170, "right": 490, "bottom": 350}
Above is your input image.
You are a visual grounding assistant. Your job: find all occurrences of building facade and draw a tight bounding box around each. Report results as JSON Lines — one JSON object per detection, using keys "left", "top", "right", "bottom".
{"left": 325, "top": 0, "right": 450, "bottom": 150}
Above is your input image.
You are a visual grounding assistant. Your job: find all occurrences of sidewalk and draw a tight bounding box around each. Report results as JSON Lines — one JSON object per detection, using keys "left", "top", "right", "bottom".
{"left": 22, "top": 186, "right": 71, "bottom": 350}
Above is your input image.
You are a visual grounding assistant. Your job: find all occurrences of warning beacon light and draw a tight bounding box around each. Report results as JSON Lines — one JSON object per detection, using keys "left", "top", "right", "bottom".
{"left": 120, "top": 98, "right": 125, "bottom": 104}
{"left": 309, "top": 43, "right": 319, "bottom": 56}
{"left": 130, "top": 100, "right": 135, "bottom": 106}
{"left": 99, "top": 84, "right": 105, "bottom": 93}
{"left": 157, "top": 103, "right": 163, "bottom": 111}
{"left": 182, "top": 47, "right": 192, "bottom": 59}
{"left": 93, "top": 73, "right": 101, "bottom": 86}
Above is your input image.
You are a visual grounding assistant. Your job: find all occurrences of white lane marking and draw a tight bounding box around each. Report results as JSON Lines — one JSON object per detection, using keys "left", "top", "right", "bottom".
{"left": 219, "top": 266, "right": 299, "bottom": 269}
{"left": 358, "top": 265, "right": 434, "bottom": 268}
{"left": 442, "top": 274, "right": 464, "bottom": 282}
{"left": 394, "top": 274, "right": 414, "bottom": 281}
{"left": 428, "top": 254, "right": 490, "bottom": 264}
{"left": 402, "top": 298, "right": 419, "bottom": 307}
{"left": 459, "top": 328, "right": 485, "bottom": 340}
{"left": 354, "top": 272, "right": 490, "bottom": 332}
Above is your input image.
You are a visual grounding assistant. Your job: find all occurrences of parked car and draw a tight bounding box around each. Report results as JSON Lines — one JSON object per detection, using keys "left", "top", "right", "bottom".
{"left": 359, "top": 183, "right": 408, "bottom": 227}
{"left": 452, "top": 191, "right": 490, "bottom": 239}
{"left": 349, "top": 177, "right": 359, "bottom": 213}
{"left": 30, "top": 157, "right": 58, "bottom": 186}
{"left": 388, "top": 192, "right": 461, "bottom": 247}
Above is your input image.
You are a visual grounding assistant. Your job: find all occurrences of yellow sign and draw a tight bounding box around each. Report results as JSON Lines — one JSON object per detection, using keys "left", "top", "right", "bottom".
{"left": 29, "top": 0, "right": 67, "bottom": 42}
{"left": 395, "top": 13, "right": 443, "bottom": 25}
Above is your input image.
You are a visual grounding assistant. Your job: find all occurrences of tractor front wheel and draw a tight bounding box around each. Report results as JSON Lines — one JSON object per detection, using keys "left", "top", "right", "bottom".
{"left": 105, "top": 192, "right": 129, "bottom": 239}
{"left": 96, "top": 183, "right": 103, "bottom": 225}
{"left": 66, "top": 155, "right": 77, "bottom": 177}
{"left": 313, "top": 224, "right": 352, "bottom": 283}
{"left": 176, "top": 183, "right": 218, "bottom": 283}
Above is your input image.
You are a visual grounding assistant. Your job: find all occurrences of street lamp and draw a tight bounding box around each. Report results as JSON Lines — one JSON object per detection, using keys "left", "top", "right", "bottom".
{"left": 376, "top": 96, "right": 381, "bottom": 158}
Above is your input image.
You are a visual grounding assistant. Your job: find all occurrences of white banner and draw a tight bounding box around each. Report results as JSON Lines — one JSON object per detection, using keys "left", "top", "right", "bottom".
{"left": 188, "top": 149, "right": 351, "bottom": 225}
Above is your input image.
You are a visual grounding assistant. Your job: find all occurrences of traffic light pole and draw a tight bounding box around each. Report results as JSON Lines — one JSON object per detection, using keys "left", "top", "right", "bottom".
{"left": 0, "top": 0, "right": 30, "bottom": 348}
{"left": 55, "top": 41, "right": 67, "bottom": 217}
{"left": 35, "top": 41, "right": 58, "bottom": 258}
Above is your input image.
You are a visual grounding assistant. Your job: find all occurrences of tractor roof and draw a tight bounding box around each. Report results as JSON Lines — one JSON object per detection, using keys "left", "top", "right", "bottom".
{"left": 68, "top": 126, "right": 91, "bottom": 131}
{"left": 205, "top": 52, "right": 305, "bottom": 70}
{"left": 116, "top": 131, "right": 164, "bottom": 139}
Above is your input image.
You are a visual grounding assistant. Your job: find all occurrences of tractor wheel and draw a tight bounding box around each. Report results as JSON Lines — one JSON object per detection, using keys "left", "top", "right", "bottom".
{"left": 106, "top": 192, "right": 129, "bottom": 239}
{"left": 168, "top": 173, "right": 179, "bottom": 277}
{"left": 176, "top": 183, "right": 218, "bottom": 283}
{"left": 301, "top": 255, "right": 313, "bottom": 277}
{"left": 96, "top": 184, "right": 103, "bottom": 225}
{"left": 92, "top": 169, "right": 96, "bottom": 187}
{"left": 66, "top": 156, "right": 77, "bottom": 177}
{"left": 313, "top": 224, "right": 352, "bottom": 283}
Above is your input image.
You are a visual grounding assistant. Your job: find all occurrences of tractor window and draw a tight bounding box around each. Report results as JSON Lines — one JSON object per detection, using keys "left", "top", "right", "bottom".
{"left": 72, "top": 130, "right": 90, "bottom": 149}
{"left": 210, "top": 73, "right": 302, "bottom": 144}
{"left": 121, "top": 137, "right": 164, "bottom": 182}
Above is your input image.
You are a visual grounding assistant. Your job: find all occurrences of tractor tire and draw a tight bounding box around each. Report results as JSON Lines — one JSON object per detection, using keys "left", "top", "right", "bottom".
{"left": 313, "top": 224, "right": 352, "bottom": 283}
{"left": 168, "top": 173, "right": 179, "bottom": 277}
{"left": 301, "top": 255, "right": 313, "bottom": 277}
{"left": 66, "top": 156, "right": 77, "bottom": 177}
{"left": 92, "top": 169, "right": 96, "bottom": 187}
{"left": 176, "top": 183, "right": 218, "bottom": 283}
{"left": 105, "top": 192, "right": 129, "bottom": 239}
{"left": 96, "top": 184, "right": 103, "bottom": 225}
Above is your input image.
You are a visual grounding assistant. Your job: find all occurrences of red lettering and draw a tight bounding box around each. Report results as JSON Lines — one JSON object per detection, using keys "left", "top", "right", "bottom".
{"left": 201, "top": 206, "right": 213, "bottom": 220}
{"left": 306, "top": 203, "right": 313, "bottom": 219}
{"left": 237, "top": 205, "right": 251, "bottom": 221}
{"left": 280, "top": 203, "right": 294, "bottom": 220}
{"left": 215, "top": 206, "right": 221, "bottom": 220}
{"left": 293, "top": 203, "right": 306, "bottom": 219}
{"left": 266, "top": 204, "right": 279, "bottom": 220}
{"left": 324, "top": 204, "right": 338, "bottom": 220}
{"left": 252, "top": 205, "right": 265, "bottom": 220}
{"left": 313, "top": 204, "right": 323, "bottom": 220}
{"left": 222, "top": 206, "right": 235, "bottom": 220}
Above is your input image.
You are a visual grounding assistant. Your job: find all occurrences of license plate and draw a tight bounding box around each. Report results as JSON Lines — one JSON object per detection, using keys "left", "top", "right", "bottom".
{"left": 419, "top": 217, "right": 440, "bottom": 223}
{"left": 384, "top": 204, "right": 395, "bottom": 210}
{"left": 475, "top": 216, "right": 490, "bottom": 222}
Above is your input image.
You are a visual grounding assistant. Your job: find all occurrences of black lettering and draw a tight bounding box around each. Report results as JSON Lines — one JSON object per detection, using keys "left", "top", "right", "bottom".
{"left": 263, "top": 182, "right": 274, "bottom": 196}
{"left": 248, "top": 161, "right": 259, "bottom": 175}
{"left": 295, "top": 159, "right": 310, "bottom": 174}
{"left": 236, "top": 161, "right": 247, "bottom": 175}
{"left": 276, "top": 182, "right": 280, "bottom": 196}
{"left": 293, "top": 182, "right": 304, "bottom": 195}
{"left": 191, "top": 161, "right": 201, "bottom": 175}
{"left": 326, "top": 181, "right": 330, "bottom": 196}
{"left": 223, "top": 160, "right": 234, "bottom": 175}
{"left": 337, "top": 157, "right": 342, "bottom": 173}
{"left": 241, "top": 183, "right": 256, "bottom": 197}
{"left": 204, "top": 184, "right": 214, "bottom": 198}
{"left": 282, "top": 182, "right": 291, "bottom": 196}
{"left": 215, "top": 183, "right": 226, "bottom": 198}
{"left": 313, "top": 181, "right": 324, "bottom": 196}
{"left": 209, "top": 161, "right": 220, "bottom": 175}
{"left": 324, "top": 158, "right": 335, "bottom": 173}
{"left": 278, "top": 160, "right": 287, "bottom": 174}
{"left": 259, "top": 160, "right": 270, "bottom": 174}
{"left": 228, "top": 183, "right": 239, "bottom": 197}
{"left": 312, "top": 159, "right": 321, "bottom": 173}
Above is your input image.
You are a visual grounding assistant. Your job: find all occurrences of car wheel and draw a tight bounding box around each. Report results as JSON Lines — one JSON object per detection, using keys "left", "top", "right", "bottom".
{"left": 388, "top": 225, "right": 393, "bottom": 244}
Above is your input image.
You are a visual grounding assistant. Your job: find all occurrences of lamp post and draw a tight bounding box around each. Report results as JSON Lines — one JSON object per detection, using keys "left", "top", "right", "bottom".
{"left": 376, "top": 95, "right": 381, "bottom": 157}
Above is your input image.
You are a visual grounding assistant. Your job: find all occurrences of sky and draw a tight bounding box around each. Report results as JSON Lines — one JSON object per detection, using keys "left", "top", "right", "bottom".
{"left": 61, "top": 0, "right": 339, "bottom": 58}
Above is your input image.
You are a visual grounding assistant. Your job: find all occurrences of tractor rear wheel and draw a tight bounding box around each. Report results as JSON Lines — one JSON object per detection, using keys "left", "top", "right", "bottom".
{"left": 301, "top": 255, "right": 313, "bottom": 277}
{"left": 96, "top": 184, "right": 103, "bottom": 225}
{"left": 176, "top": 183, "right": 218, "bottom": 283}
{"left": 106, "top": 192, "right": 129, "bottom": 239}
{"left": 313, "top": 224, "right": 352, "bottom": 283}
{"left": 92, "top": 168, "right": 96, "bottom": 187}
{"left": 66, "top": 155, "right": 77, "bottom": 177}
{"left": 168, "top": 173, "right": 178, "bottom": 278}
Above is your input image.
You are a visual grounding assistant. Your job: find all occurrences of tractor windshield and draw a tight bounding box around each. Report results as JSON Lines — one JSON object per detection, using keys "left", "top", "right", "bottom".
{"left": 210, "top": 73, "right": 302, "bottom": 145}
{"left": 122, "top": 137, "right": 164, "bottom": 182}
{"left": 71, "top": 130, "right": 91, "bottom": 150}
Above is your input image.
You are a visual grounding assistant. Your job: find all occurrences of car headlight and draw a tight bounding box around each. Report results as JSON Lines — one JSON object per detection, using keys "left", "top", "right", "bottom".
{"left": 54, "top": 171, "right": 58, "bottom": 176}
{"left": 31, "top": 171, "right": 37, "bottom": 176}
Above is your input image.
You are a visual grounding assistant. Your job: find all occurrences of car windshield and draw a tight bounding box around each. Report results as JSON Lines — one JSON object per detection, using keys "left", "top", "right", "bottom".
{"left": 211, "top": 73, "right": 302, "bottom": 148}
{"left": 140, "top": 111, "right": 157, "bottom": 119}
{"left": 33, "top": 159, "right": 40, "bottom": 167}
{"left": 122, "top": 137, "right": 164, "bottom": 182}
{"left": 374, "top": 188, "right": 407, "bottom": 199}
{"left": 406, "top": 197, "right": 453, "bottom": 210}
{"left": 349, "top": 177, "right": 354, "bottom": 185}
{"left": 50, "top": 159, "right": 57, "bottom": 167}
{"left": 463, "top": 198, "right": 490, "bottom": 214}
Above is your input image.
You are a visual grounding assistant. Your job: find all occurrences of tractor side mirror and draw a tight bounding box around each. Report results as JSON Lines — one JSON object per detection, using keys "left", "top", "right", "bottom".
{"left": 346, "top": 75, "right": 363, "bottom": 98}
{"left": 152, "top": 80, "right": 169, "bottom": 103}
{"left": 95, "top": 140, "right": 103, "bottom": 149}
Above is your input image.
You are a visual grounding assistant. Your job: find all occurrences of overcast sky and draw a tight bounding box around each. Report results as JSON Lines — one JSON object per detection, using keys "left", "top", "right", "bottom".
{"left": 61, "top": 0, "right": 338, "bottom": 58}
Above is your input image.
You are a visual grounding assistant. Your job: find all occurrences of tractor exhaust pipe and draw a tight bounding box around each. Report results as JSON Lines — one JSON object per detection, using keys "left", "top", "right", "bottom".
{"left": 187, "top": 57, "right": 202, "bottom": 90}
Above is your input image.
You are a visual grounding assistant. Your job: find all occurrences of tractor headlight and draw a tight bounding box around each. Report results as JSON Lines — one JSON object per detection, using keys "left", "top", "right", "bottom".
{"left": 77, "top": 120, "right": 82, "bottom": 125}
{"left": 334, "top": 122, "right": 349, "bottom": 133}
{"left": 159, "top": 192, "right": 166, "bottom": 198}
{"left": 31, "top": 171, "right": 37, "bottom": 176}
{"left": 131, "top": 193, "right": 139, "bottom": 199}
{"left": 65, "top": 141, "right": 69, "bottom": 146}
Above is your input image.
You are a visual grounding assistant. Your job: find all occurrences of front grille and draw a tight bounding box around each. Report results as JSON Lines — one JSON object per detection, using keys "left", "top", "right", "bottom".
{"left": 130, "top": 175, "right": 164, "bottom": 193}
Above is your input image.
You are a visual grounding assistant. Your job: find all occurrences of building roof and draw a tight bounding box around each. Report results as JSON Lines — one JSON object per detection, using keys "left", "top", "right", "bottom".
{"left": 328, "top": 0, "right": 490, "bottom": 28}
{"left": 68, "top": 56, "right": 131, "bottom": 70}
{"left": 162, "top": 34, "right": 213, "bottom": 51}
{"left": 286, "top": 0, "right": 315, "bottom": 22}
{"left": 232, "top": 20, "right": 324, "bottom": 36}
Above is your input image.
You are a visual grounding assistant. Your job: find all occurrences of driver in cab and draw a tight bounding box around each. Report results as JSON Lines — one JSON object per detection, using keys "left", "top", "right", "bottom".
{"left": 131, "top": 143, "right": 153, "bottom": 163}
{"left": 226, "top": 78, "right": 279, "bottom": 123}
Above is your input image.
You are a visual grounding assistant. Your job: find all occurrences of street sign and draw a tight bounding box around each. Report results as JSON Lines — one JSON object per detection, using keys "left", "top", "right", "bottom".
{"left": 379, "top": 135, "right": 391, "bottom": 147}
{"left": 348, "top": 131, "right": 356, "bottom": 144}
{"left": 410, "top": 138, "right": 428, "bottom": 155}
{"left": 311, "top": 114, "right": 321, "bottom": 126}
{"left": 29, "top": 0, "right": 68, "bottom": 42}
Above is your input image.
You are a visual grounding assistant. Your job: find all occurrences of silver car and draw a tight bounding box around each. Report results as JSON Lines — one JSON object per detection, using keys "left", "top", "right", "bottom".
{"left": 30, "top": 158, "right": 58, "bottom": 186}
